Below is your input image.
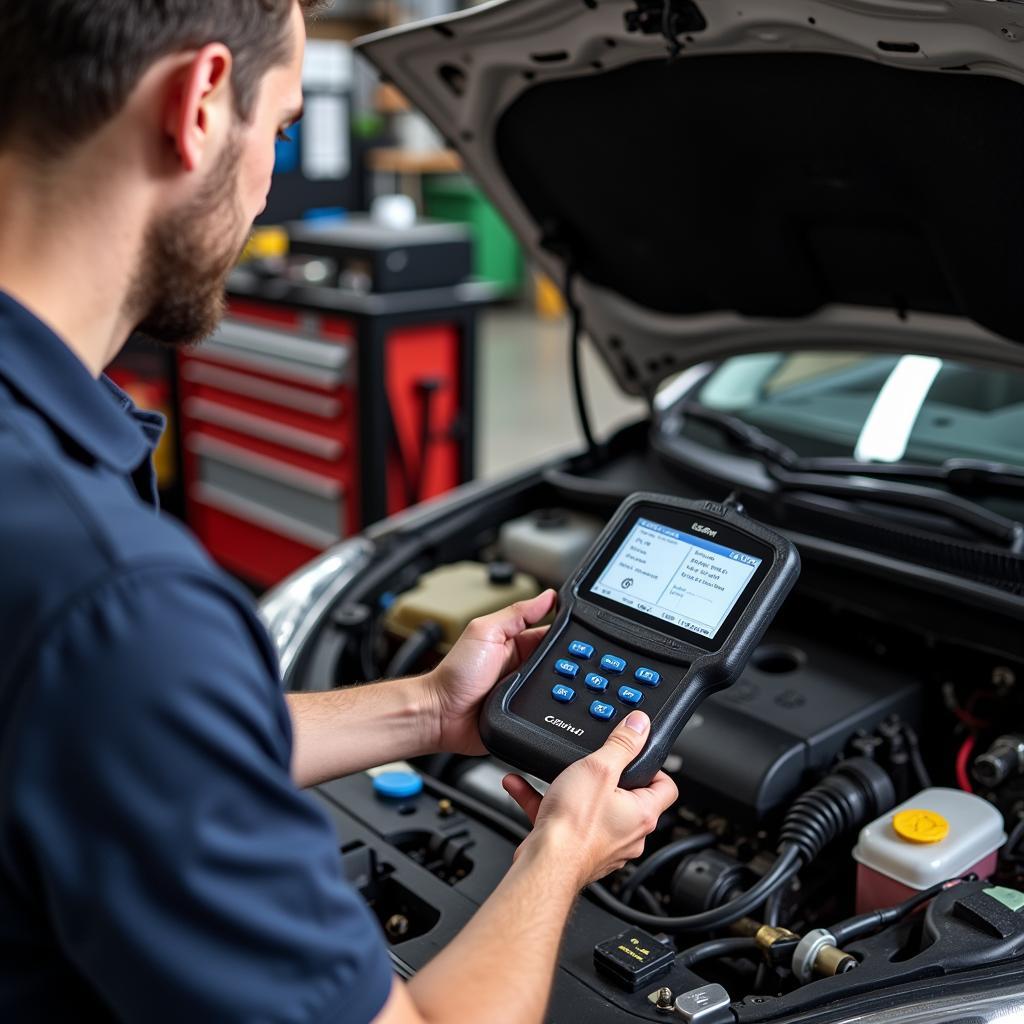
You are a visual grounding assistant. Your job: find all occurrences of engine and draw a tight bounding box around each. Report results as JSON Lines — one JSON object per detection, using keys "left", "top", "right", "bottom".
{"left": 307, "top": 508, "right": 1024, "bottom": 1021}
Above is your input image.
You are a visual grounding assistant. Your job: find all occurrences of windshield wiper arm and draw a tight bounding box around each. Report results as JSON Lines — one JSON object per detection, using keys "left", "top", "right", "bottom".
{"left": 758, "top": 456, "right": 1024, "bottom": 496}
{"left": 769, "top": 467, "right": 1024, "bottom": 551}
{"left": 678, "top": 404, "right": 801, "bottom": 468}
{"left": 678, "top": 404, "right": 1024, "bottom": 551}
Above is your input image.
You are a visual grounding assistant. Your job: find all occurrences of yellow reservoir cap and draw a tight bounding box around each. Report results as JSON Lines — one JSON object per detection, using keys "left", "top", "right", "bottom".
{"left": 893, "top": 808, "right": 950, "bottom": 844}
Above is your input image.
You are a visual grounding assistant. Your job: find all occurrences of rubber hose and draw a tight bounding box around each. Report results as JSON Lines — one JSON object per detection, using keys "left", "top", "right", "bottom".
{"left": 386, "top": 622, "right": 443, "bottom": 678}
{"left": 677, "top": 937, "right": 759, "bottom": 968}
{"left": 620, "top": 833, "right": 716, "bottom": 905}
{"left": 587, "top": 845, "right": 802, "bottom": 934}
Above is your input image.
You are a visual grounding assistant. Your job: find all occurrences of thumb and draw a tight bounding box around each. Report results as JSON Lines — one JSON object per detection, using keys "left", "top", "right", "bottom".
{"left": 466, "top": 589, "right": 556, "bottom": 644}
{"left": 513, "top": 588, "right": 557, "bottom": 631}
{"left": 591, "top": 710, "right": 650, "bottom": 774}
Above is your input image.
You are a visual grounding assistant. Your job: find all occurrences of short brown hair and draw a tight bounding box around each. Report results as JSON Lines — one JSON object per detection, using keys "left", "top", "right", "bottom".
{"left": 0, "top": 0, "right": 323, "bottom": 158}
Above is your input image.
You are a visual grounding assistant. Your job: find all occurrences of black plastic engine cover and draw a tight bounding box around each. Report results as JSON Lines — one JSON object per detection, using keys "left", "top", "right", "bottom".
{"left": 673, "top": 632, "right": 920, "bottom": 821}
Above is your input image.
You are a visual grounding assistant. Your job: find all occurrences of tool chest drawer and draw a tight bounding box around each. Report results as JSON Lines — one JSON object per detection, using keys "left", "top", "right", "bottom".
{"left": 191, "top": 319, "right": 351, "bottom": 389}
{"left": 180, "top": 362, "right": 345, "bottom": 419}
{"left": 190, "top": 435, "right": 345, "bottom": 541}
{"left": 183, "top": 397, "right": 346, "bottom": 461}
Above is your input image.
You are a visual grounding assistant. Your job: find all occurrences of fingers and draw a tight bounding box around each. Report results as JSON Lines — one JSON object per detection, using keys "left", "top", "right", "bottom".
{"left": 635, "top": 771, "right": 679, "bottom": 819}
{"left": 588, "top": 710, "right": 651, "bottom": 775}
{"left": 468, "top": 590, "right": 556, "bottom": 643}
{"left": 503, "top": 773, "right": 543, "bottom": 825}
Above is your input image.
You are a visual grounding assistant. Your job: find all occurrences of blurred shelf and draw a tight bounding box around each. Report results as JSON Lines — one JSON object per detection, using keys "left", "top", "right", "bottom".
{"left": 375, "top": 83, "right": 412, "bottom": 113}
{"left": 368, "top": 147, "right": 464, "bottom": 174}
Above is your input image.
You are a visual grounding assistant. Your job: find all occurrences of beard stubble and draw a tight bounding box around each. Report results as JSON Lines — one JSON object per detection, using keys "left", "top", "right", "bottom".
{"left": 128, "top": 134, "right": 251, "bottom": 349}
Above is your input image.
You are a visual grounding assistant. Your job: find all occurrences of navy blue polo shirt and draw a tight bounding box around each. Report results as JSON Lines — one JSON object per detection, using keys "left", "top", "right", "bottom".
{"left": 0, "top": 292, "right": 393, "bottom": 1022}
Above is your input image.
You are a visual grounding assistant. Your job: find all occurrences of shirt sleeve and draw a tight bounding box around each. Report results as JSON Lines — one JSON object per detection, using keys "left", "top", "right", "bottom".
{"left": 7, "top": 566, "right": 394, "bottom": 1024}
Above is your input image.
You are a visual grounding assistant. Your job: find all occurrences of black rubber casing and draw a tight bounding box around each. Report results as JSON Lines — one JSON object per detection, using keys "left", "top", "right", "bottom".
{"left": 480, "top": 493, "right": 801, "bottom": 789}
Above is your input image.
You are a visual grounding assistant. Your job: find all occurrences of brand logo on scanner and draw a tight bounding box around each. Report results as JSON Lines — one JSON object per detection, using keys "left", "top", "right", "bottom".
{"left": 692, "top": 522, "right": 718, "bottom": 538}
{"left": 545, "top": 715, "right": 584, "bottom": 737}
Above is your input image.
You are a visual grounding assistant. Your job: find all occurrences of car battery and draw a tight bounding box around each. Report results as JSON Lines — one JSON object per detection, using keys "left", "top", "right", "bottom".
{"left": 288, "top": 218, "right": 473, "bottom": 294}
{"left": 853, "top": 787, "right": 1007, "bottom": 913}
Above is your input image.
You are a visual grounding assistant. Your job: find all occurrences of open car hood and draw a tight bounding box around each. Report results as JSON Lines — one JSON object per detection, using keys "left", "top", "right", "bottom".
{"left": 357, "top": 0, "right": 1024, "bottom": 396}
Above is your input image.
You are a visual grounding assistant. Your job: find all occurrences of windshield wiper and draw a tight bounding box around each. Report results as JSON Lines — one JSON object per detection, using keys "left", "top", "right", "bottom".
{"left": 678, "top": 404, "right": 1024, "bottom": 551}
{"left": 755, "top": 456, "right": 1024, "bottom": 496}
{"left": 678, "top": 404, "right": 802, "bottom": 467}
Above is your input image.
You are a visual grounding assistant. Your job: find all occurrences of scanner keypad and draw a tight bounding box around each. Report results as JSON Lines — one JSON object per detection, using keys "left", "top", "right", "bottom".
{"left": 547, "top": 641, "right": 670, "bottom": 716}
{"left": 510, "top": 627, "right": 688, "bottom": 752}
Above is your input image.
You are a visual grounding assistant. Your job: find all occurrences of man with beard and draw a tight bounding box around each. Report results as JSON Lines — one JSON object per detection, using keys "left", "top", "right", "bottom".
{"left": 0, "top": 2, "right": 678, "bottom": 1022}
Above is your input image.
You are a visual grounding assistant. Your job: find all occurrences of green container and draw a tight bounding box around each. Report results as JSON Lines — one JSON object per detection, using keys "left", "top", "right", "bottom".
{"left": 423, "top": 175, "right": 523, "bottom": 295}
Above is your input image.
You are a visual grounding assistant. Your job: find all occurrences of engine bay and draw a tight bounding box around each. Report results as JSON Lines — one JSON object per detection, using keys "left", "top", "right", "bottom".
{"left": 297, "top": 488, "right": 1024, "bottom": 1021}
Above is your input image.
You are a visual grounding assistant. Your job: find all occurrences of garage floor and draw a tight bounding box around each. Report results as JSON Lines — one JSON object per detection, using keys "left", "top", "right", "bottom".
{"left": 476, "top": 304, "right": 646, "bottom": 479}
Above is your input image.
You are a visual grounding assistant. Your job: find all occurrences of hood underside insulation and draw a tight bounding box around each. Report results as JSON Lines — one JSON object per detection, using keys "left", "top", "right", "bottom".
{"left": 495, "top": 52, "right": 1024, "bottom": 341}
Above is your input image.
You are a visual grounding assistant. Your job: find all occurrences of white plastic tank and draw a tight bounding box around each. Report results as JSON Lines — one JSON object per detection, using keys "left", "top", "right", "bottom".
{"left": 498, "top": 509, "right": 603, "bottom": 588}
{"left": 384, "top": 561, "right": 540, "bottom": 653}
{"left": 852, "top": 787, "right": 1006, "bottom": 913}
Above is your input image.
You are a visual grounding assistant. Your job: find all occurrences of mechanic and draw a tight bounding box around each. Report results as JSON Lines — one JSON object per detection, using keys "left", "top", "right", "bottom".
{"left": 0, "top": 2, "right": 678, "bottom": 1022}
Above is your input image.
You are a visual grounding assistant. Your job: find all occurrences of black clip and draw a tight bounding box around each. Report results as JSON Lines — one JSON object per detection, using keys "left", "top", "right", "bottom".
{"left": 623, "top": 0, "right": 706, "bottom": 59}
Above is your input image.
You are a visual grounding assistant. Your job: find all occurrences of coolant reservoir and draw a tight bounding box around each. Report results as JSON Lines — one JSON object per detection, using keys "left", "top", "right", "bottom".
{"left": 498, "top": 509, "right": 602, "bottom": 588}
{"left": 385, "top": 561, "right": 540, "bottom": 652}
{"left": 853, "top": 787, "right": 1006, "bottom": 913}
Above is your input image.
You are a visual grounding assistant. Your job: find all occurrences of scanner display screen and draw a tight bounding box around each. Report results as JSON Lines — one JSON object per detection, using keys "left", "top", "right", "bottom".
{"left": 590, "top": 518, "right": 763, "bottom": 639}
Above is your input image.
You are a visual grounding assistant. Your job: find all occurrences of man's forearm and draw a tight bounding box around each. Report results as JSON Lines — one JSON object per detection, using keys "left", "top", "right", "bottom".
{"left": 286, "top": 678, "right": 439, "bottom": 788}
{"left": 405, "top": 827, "right": 581, "bottom": 1024}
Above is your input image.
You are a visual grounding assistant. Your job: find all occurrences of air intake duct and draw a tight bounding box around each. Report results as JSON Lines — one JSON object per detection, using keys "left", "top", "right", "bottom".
{"left": 780, "top": 757, "right": 896, "bottom": 864}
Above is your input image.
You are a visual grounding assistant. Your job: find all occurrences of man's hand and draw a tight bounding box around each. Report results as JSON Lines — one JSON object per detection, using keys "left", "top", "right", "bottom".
{"left": 425, "top": 589, "right": 557, "bottom": 756}
{"left": 286, "top": 589, "right": 556, "bottom": 788}
{"left": 504, "top": 710, "right": 679, "bottom": 888}
{"left": 371, "top": 710, "right": 679, "bottom": 1024}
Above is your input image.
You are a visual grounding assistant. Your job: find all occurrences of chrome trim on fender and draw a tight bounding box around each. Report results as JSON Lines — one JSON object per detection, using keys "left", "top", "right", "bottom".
{"left": 816, "top": 980, "right": 1024, "bottom": 1024}
{"left": 259, "top": 537, "right": 376, "bottom": 686}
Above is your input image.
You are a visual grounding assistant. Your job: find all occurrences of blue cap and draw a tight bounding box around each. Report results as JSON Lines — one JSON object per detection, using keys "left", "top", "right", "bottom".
{"left": 373, "top": 771, "right": 424, "bottom": 800}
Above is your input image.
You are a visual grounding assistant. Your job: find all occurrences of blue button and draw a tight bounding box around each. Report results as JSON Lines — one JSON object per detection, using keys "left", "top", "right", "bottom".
{"left": 568, "top": 641, "right": 595, "bottom": 660}
{"left": 590, "top": 700, "right": 616, "bottom": 721}
{"left": 618, "top": 685, "right": 644, "bottom": 706}
{"left": 555, "top": 659, "right": 580, "bottom": 679}
{"left": 600, "top": 654, "right": 627, "bottom": 674}
{"left": 634, "top": 667, "right": 661, "bottom": 687}
{"left": 585, "top": 672, "right": 609, "bottom": 692}
{"left": 551, "top": 684, "right": 575, "bottom": 703}
{"left": 373, "top": 771, "right": 423, "bottom": 800}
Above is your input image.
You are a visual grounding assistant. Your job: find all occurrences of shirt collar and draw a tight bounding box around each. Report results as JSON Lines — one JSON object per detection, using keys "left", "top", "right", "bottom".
{"left": 0, "top": 291, "right": 159, "bottom": 474}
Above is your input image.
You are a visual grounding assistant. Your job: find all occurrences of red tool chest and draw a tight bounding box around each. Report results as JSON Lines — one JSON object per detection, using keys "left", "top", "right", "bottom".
{"left": 176, "top": 284, "right": 487, "bottom": 588}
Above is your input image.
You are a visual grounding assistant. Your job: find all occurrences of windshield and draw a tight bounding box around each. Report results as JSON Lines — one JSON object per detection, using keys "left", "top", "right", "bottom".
{"left": 693, "top": 352, "right": 1024, "bottom": 469}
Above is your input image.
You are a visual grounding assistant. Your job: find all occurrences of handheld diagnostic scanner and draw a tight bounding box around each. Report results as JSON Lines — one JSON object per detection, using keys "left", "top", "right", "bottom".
{"left": 480, "top": 493, "right": 800, "bottom": 789}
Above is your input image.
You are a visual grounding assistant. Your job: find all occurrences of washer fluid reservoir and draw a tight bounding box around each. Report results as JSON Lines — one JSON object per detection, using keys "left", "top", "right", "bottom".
{"left": 852, "top": 787, "right": 1006, "bottom": 913}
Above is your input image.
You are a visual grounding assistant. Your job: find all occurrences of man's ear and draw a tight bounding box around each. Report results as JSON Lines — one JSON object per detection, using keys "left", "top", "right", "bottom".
{"left": 164, "top": 44, "right": 234, "bottom": 173}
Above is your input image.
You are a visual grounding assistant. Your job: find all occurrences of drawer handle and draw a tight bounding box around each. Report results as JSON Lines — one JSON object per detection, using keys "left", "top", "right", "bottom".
{"left": 181, "top": 363, "right": 343, "bottom": 418}
{"left": 187, "top": 435, "right": 344, "bottom": 499}
{"left": 212, "top": 321, "right": 351, "bottom": 371}
{"left": 184, "top": 398, "right": 344, "bottom": 460}
{"left": 192, "top": 483, "right": 340, "bottom": 549}
{"left": 197, "top": 343, "right": 346, "bottom": 390}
